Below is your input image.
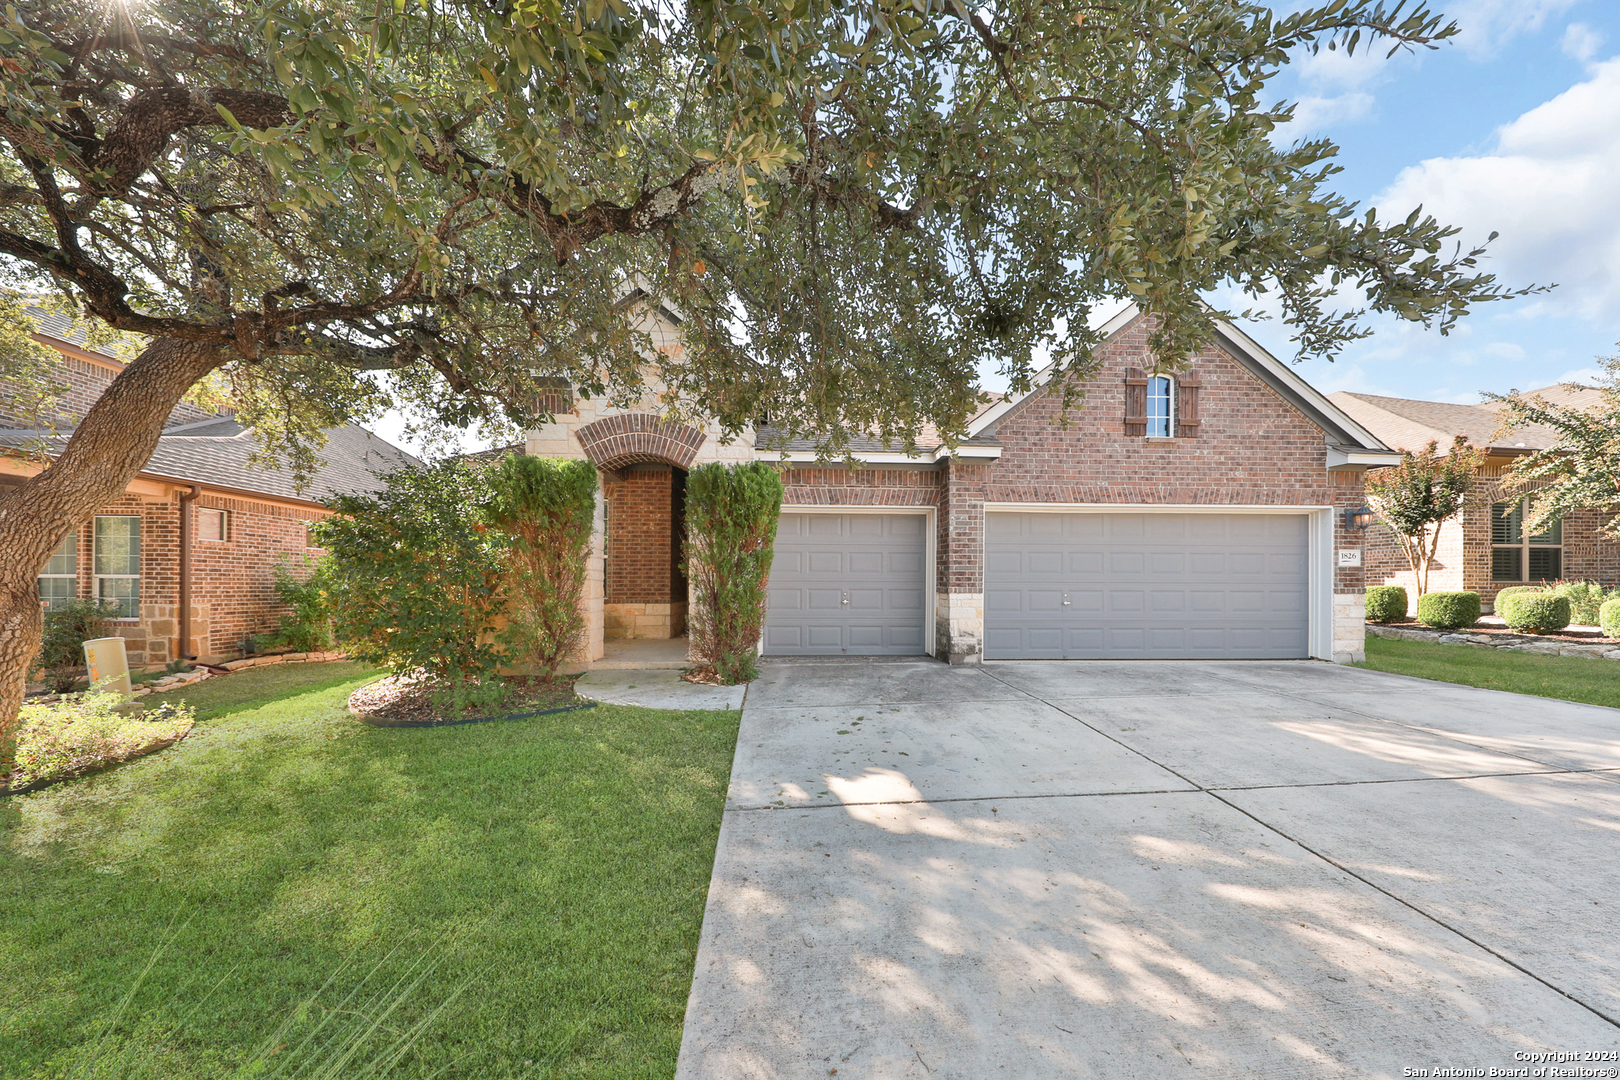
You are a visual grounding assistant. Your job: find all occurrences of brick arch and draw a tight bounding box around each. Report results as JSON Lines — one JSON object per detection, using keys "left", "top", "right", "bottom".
{"left": 575, "top": 413, "right": 706, "bottom": 471}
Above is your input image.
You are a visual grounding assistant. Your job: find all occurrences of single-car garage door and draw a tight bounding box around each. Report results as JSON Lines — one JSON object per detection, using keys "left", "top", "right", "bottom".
{"left": 765, "top": 513, "right": 928, "bottom": 656}
{"left": 984, "top": 512, "right": 1309, "bottom": 660}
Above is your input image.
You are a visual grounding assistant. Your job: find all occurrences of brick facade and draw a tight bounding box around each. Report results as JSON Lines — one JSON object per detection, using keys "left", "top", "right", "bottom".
{"left": 30, "top": 489, "right": 327, "bottom": 668}
{"left": 603, "top": 464, "right": 688, "bottom": 639}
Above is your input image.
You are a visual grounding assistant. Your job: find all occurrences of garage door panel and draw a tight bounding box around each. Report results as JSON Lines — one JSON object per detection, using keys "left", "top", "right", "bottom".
{"left": 985, "top": 512, "right": 1309, "bottom": 660}
{"left": 765, "top": 512, "right": 929, "bottom": 656}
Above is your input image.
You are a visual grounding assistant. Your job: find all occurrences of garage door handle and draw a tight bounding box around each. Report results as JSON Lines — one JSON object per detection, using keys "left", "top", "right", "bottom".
{"left": 1062, "top": 595, "right": 1071, "bottom": 606}
{"left": 841, "top": 596, "right": 850, "bottom": 605}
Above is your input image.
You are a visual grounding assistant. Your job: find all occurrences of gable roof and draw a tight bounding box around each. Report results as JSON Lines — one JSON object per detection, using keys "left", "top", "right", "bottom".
{"left": 967, "top": 303, "right": 1398, "bottom": 461}
{"left": 1327, "top": 384, "right": 1601, "bottom": 455}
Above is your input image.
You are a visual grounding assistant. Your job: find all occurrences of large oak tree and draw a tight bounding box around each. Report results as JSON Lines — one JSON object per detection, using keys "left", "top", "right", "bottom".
{"left": 0, "top": 0, "right": 1533, "bottom": 779}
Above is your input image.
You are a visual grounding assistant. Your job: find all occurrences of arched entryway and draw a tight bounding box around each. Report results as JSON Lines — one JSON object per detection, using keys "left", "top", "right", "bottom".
{"left": 576, "top": 414, "right": 706, "bottom": 644}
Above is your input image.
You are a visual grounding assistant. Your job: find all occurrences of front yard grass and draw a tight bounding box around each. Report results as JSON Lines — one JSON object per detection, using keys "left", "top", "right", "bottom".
{"left": 1358, "top": 634, "right": 1620, "bottom": 709}
{"left": 0, "top": 662, "right": 741, "bottom": 1078}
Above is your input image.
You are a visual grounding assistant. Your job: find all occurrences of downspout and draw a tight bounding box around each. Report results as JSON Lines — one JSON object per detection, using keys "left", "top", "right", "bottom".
{"left": 178, "top": 484, "right": 202, "bottom": 661}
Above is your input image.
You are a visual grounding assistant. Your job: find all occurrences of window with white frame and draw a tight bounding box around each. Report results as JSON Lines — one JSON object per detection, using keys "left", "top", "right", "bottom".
{"left": 199, "top": 507, "right": 228, "bottom": 541}
{"left": 1146, "top": 375, "right": 1174, "bottom": 438}
{"left": 94, "top": 515, "right": 141, "bottom": 618}
{"left": 1491, "top": 498, "right": 1562, "bottom": 582}
{"left": 38, "top": 533, "right": 77, "bottom": 610}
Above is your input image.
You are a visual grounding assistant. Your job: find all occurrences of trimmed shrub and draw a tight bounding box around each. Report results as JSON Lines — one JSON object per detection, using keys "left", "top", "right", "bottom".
{"left": 315, "top": 461, "right": 509, "bottom": 680}
{"left": 1601, "top": 598, "right": 1620, "bottom": 639}
{"left": 684, "top": 462, "right": 783, "bottom": 684}
{"left": 1547, "top": 580, "right": 1616, "bottom": 626}
{"left": 1491, "top": 585, "right": 1538, "bottom": 609}
{"left": 1363, "top": 586, "right": 1408, "bottom": 623}
{"left": 32, "top": 598, "right": 121, "bottom": 694}
{"left": 486, "top": 454, "right": 598, "bottom": 679}
{"left": 1497, "top": 591, "right": 1571, "bottom": 633}
{"left": 258, "top": 557, "right": 336, "bottom": 653}
{"left": 1416, "top": 591, "right": 1481, "bottom": 630}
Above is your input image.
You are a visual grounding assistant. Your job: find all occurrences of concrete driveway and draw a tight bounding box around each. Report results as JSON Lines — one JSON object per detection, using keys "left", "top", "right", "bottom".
{"left": 676, "top": 660, "right": 1620, "bottom": 1078}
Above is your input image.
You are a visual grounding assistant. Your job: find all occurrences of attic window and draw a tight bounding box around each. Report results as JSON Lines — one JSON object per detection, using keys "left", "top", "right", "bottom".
{"left": 1146, "top": 376, "right": 1173, "bottom": 438}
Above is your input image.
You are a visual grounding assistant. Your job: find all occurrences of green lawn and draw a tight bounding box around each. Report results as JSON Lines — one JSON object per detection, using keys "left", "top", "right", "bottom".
{"left": 1358, "top": 635, "right": 1620, "bottom": 709}
{"left": 0, "top": 662, "right": 741, "bottom": 1079}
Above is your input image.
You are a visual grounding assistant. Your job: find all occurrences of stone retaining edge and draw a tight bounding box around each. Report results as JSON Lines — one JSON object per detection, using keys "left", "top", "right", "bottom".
{"left": 1367, "top": 623, "right": 1620, "bottom": 661}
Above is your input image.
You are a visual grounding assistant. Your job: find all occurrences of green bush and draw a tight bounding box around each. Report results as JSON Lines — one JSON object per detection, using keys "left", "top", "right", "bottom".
{"left": 1601, "top": 598, "right": 1620, "bottom": 638}
{"left": 258, "top": 557, "right": 336, "bottom": 653}
{"left": 486, "top": 454, "right": 598, "bottom": 679}
{"left": 31, "top": 597, "right": 122, "bottom": 694}
{"left": 684, "top": 462, "right": 783, "bottom": 684}
{"left": 314, "top": 461, "right": 509, "bottom": 681}
{"left": 1497, "top": 591, "right": 1571, "bottom": 633}
{"left": 1416, "top": 591, "right": 1481, "bottom": 630}
{"left": 1363, "top": 586, "right": 1408, "bottom": 623}
{"left": 1547, "top": 580, "right": 1617, "bottom": 626}
{"left": 1490, "top": 585, "right": 1538, "bottom": 611}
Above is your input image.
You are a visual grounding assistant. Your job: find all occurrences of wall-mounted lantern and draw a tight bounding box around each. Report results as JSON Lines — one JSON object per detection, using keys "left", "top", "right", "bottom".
{"left": 1343, "top": 505, "right": 1377, "bottom": 532}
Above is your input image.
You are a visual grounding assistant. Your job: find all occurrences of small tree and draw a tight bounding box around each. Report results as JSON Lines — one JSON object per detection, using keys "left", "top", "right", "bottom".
{"left": 486, "top": 455, "right": 598, "bottom": 681}
{"left": 31, "top": 598, "right": 120, "bottom": 694}
{"left": 1488, "top": 351, "right": 1620, "bottom": 538}
{"left": 685, "top": 463, "right": 784, "bottom": 684}
{"left": 1365, "top": 437, "right": 1485, "bottom": 598}
{"left": 314, "top": 462, "right": 508, "bottom": 682}
{"left": 260, "top": 558, "right": 336, "bottom": 654}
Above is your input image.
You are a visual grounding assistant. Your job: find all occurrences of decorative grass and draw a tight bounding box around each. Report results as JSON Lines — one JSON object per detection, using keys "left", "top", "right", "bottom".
{"left": 1358, "top": 635, "right": 1620, "bottom": 710}
{"left": 0, "top": 662, "right": 741, "bottom": 1078}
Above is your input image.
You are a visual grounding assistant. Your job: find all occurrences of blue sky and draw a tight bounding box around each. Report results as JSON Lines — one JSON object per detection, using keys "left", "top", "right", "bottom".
{"left": 1239, "top": 0, "right": 1620, "bottom": 404}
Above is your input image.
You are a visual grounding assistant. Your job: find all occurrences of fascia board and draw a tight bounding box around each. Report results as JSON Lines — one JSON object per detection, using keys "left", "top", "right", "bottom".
{"left": 1326, "top": 446, "right": 1404, "bottom": 469}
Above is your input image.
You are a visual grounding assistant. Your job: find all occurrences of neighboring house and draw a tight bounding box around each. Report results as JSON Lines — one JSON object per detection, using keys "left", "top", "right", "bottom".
{"left": 1, "top": 309, "right": 417, "bottom": 668}
{"left": 1329, "top": 386, "right": 1620, "bottom": 610}
{"left": 523, "top": 303, "right": 1398, "bottom": 664}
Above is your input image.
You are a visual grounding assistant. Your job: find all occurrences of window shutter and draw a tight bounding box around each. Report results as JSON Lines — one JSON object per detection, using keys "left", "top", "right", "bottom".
{"left": 1123, "top": 367, "right": 1148, "bottom": 436}
{"left": 1176, "top": 373, "right": 1202, "bottom": 437}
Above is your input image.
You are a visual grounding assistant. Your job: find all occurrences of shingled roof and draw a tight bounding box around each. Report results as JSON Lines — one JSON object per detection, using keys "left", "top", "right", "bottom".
{"left": 1328, "top": 384, "right": 1602, "bottom": 455}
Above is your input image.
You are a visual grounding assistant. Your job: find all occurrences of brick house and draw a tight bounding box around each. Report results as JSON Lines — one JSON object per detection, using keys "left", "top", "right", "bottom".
{"left": 1330, "top": 386, "right": 1620, "bottom": 612}
{"left": 526, "top": 303, "right": 1397, "bottom": 664}
{"left": 2, "top": 309, "right": 416, "bottom": 668}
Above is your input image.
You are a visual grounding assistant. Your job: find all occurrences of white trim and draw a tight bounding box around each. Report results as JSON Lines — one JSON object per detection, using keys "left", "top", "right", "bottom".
{"left": 770, "top": 449, "right": 940, "bottom": 465}
{"left": 985, "top": 502, "right": 1331, "bottom": 514}
{"left": 1327, "top": 446, "right": 1404, "bottom": 469}
{"left": 774, "top": 504, "right": 937, "bottom": 656}
{"left": 981, "top": 502, "right": 1334, "bottom": 661}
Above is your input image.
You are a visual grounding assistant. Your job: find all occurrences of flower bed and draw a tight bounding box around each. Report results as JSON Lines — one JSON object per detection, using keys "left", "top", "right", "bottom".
{"left": 7, "top": 693, "right": 194, "bottom": 793}
{"left": 348, "top": 672, "right": 581, "bottom": 726}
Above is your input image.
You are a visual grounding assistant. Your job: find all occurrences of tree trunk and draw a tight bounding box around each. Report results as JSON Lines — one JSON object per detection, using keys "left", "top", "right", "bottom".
{"left": 0, "top": 336, "right": 223, "bottom": 787}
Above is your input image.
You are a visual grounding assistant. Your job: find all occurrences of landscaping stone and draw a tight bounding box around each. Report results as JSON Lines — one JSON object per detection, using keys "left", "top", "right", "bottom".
{"left": 1558, "top": 645, "right": 1613, "bottom": 659}
{"left": 1505, "top": 643, "right": 1565, "bottom": 655}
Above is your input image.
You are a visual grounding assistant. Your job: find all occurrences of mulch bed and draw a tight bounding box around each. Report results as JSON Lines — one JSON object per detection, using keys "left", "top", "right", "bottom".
{"left": 1378, "top": 620, "right": 1619, "bottom": 645}
{"left": 349, "top": 673, "right": 586, "bottom": 727}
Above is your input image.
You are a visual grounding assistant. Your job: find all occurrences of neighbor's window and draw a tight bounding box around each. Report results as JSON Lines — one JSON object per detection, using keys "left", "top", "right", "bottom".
{"left": 199, "top": 507, "right": 228, "bottom": 542}
{"left": 94, "top": 515, "right": 141, "bottom": 618}
{"left": 1491, "top": 498, "right": 1562, "bottom": 582}
{"left": 38, "top": 533, "right": 77, "bottom": 610}
{"left": 1146, "top": 375, "right": 1174, "bottom": 438}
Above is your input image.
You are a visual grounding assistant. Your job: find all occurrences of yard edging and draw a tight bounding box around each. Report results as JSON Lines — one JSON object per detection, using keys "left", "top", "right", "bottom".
{"left": 1367, "top": 623, "right": 1620, "bottom": 660}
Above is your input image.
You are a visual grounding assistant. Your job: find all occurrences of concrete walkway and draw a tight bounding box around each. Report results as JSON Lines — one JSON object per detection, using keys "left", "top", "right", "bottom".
{"left": 677, "top": 660, "right": 1620, "bottom": 1077}
{"left": 575, "top": 668, "right": 746, "bottom": 711}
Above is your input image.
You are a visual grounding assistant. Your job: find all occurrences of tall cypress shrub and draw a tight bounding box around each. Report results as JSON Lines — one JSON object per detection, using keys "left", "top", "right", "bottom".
{"left": 487, "top": 455, "right": 598, "bottom": 680}
{"left": 684, "top": 462, "right": 783, "bottom": 684}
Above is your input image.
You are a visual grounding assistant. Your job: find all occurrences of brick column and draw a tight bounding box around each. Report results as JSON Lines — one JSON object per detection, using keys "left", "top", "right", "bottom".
{"left": 938, "top": 461, "right": 988, "bottom": 663}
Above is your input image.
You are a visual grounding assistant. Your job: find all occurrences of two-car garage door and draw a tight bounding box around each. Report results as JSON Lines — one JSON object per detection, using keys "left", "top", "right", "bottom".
{"left": 984, "top": 512, "right": 1310, "bottom": 659}
{"left": 760, "top": 508, "right": 1312, "bottom": 660}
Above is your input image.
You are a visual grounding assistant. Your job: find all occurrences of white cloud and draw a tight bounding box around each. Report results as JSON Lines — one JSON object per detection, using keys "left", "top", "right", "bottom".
{"left": 1445, "top": 0, "right": 1581, "bottom": 59}
{"left": 1373, "top": 57, "right": 1620, "bottom": 322}
{"left": 1553, "top": 365, "right": 1606, "bottom": 385}
{"left": 1289, "top": 91, "right": 1375, "bottom": 131}
{"left": 1561, "top": 22, "right": 1605, "bottom": 63}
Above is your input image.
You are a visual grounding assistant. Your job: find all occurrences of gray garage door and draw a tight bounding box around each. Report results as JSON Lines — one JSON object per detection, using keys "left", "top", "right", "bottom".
{"left": 984, "top": 512, "right": 1309, "bottom": 660}
{"left": 765, "top": 513, "right": 928, "bottom": 656}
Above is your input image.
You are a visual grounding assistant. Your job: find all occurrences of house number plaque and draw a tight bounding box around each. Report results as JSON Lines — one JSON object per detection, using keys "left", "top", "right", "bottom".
{"left": 1337, "top": 549, "right": 1363, "bottom": 568}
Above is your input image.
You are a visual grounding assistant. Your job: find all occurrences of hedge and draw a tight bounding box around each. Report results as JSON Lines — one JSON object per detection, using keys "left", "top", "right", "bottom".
{"left": 684, "top": 462, "right": 784, "bottom": 684}
{"left": 1416, "top": 591, "right": 1480, "bottom": 630}
{"left": 1601, "top": 598, "right": 1620, "bottom": 639}
{"left": 1497, "top": 592, "right": 1571, "bottom": 633}
{"left": 1363, "top": 586, "right": 1408, "bottom": 624}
